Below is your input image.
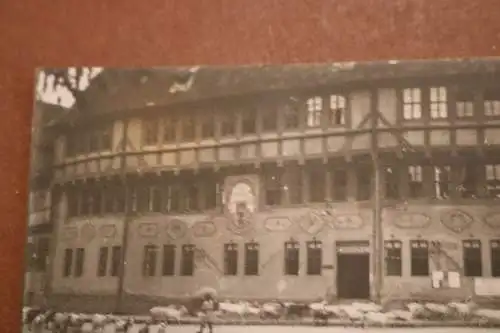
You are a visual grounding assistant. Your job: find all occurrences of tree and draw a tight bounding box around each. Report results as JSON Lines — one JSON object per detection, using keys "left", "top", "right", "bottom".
{"left": 36, "top": 67, "right": 102, "bottom": 107}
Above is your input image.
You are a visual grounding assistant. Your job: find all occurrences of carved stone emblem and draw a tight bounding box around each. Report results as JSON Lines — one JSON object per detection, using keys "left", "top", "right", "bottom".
{"left": 138, "top": 222, "right": 158, "bottom": 238}
{"left": 192, "top": 221, "right": 217, "bottom": 238}
{"left": 330, "top": 214, "right": 364, "bottom": 230}
{"left": 393, "top": 213, "right": 431, "bottom": 229}
{"left": 484, "top": 212, "right": 500, "bottom": 229}
{"left": 440, "top": 209, "right": 474, "bottom": 233}
{"left": 165, "top": 219, "right": 187, "bottom": 240}
{"left": 264, "top": 217, "right": 292, "bottom": 232}
{"left": 298, "top": 210, "right": 326, "bottom": 235}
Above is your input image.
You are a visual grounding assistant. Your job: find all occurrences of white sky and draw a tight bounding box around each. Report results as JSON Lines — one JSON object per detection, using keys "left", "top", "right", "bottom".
{"left": 36, "top": 67, "right": 102, "bottom": 107}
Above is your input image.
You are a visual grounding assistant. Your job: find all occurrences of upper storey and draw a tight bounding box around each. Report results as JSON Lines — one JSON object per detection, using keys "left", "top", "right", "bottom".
{"left": 49, "top": 60, "right": 500, "bottom": 181}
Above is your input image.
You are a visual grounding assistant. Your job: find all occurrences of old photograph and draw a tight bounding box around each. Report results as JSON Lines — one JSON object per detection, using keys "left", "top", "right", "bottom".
{"left": 23, "top": 59, "right": 500, "bottom": 332}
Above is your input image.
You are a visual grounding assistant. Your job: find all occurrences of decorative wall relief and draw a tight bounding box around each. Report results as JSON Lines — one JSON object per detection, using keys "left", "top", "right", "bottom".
{"left": 483, "top": 212, "right": 500, "bottom": 229}
{"left": 224, "top": 175, "right": 258, "bottom": 235}
{"left": 80, "top": 223, "right": 97, "bottom": 243}
{"left": 137, "top": 222, "right": 159, "bottom": 238}
{"left": 164, "top": 219, "right": 187, "bottom": 240}
{"left": 440, "top": 209, "right": 474, "bottom": 233}
{"left": 99, "top": 225, "right": 117, "bottom": 238}
{"left": 392, "top": 213, "right": 431, "bottom": 229}
{"left": 192, "top": 221, "right": 217, "bottom": 238}
{"left": 329, "top": 214, "right": 364, "bottom": 230}
{"left": 60, "top": 227, "right": 78, "bottom": 241}
{"left": 264, "top": 217, "right": 292, "bottom": 232}
{"left": 296, "top": 210, "right": 326, "bottom": 235}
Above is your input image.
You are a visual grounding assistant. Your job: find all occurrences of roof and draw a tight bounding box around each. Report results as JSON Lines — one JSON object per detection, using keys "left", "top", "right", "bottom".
{"left": 53, "top": 57, "right": 500, "bottom": 123}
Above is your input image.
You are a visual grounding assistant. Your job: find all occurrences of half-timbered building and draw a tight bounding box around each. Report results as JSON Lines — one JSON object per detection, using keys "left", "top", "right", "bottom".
{"left": 41, "top": 60, "right": 500, "bottom": 312}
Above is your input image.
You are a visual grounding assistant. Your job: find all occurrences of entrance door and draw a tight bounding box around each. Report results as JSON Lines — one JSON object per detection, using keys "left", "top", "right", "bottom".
{"left": 336, "top": 243, "right": 370, "bottom": 299}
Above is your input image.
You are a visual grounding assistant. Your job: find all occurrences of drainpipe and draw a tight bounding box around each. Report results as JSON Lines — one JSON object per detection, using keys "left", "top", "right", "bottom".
{"left": 370, "top": 89, "right": 384, "bottom": 304}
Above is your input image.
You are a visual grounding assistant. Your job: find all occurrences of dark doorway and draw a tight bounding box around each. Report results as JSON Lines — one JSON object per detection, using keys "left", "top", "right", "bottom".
{"left": 337, "top": 252, "right": 370, "bottom": 299}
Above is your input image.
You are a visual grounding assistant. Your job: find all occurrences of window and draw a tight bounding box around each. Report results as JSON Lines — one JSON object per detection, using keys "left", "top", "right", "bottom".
{"left": 80, "top": 188, "right": 91, "bottom": 216}
{"left": 63, "top": 249, "right": 73, "bottom": 277}
{"left": 283, "top": 105, "right": 300, "bottom": 130}
{"left": 308, "top": 166, "right": 325, "bottom": 203}
{"left": 99, "top": 126, "right": 112, "bottom": 151}
{"left": 181, "top": 116, "right": 195, "bottom": 141}
{"left": 484, "top": 88, "right": 500, "bottom": 116}
{"left": 241, "top": 111, "right": 256, "bottom": 135}
{"left": 162, "top": 244, "right": 176, "bottom": 276}
{"left": 284, "top": 240, "right": 300, "bottom": 275}
{"left": 110, "top": 246, "right": 121, "bottom": 277}
{"left": 181, "top": 244, "right": 195, "bottom": 276}
{"left": 142, "top": 119, "right": 159, "bottom": 146}
{"left": 331, "top": 169, "right": 347, "bottom": 201}
{"left": 486, "top": 164, "right": 500, "bottom": 198}
{"left": 385, "top": 167, "right": 400, "bottom": 199}
{"left": 201, "top": 177, "right": 218, "bottom": 210}
{"left": 67, "top": 188, "right": 78, "bottom": 217}
{"left": 491, "top": 240, "right": 500, "bottom": 277}
{"left": 306, "top": 96, "right": 322, "bottom": 127}
{"left": 329, "top": 95, "right": 346, "bottom": 125}
{"left": 201, "top": 114, "right": 215, "bottom": 139}
{"left": 264, "top": 168, "right": 282, "bottom": 206}
{"left": 184, "top": 184, "right": 199, "bottom": 212}
{"left": 244, "top": 242, "right": 259, "bottom": 276}
{"left": 91, "top": 187, "right": 102, "bottom": 215}
{"left": 74, "top": 248, "right": 85, "bottom": 277}
{"left": 385, "top": 240, "right": 402, "bottom": 276}
{"left": 410, "top": 240, "right": 429, "bottom": 276}
{"left": 282, "top": 164, "right": 302, "bottom": 205}
{"left": 463, "top": 240, "right": 482, "bottom": 277}
{"left": 456, "top": 89, "right": 475, "bottom": 118}
{"left": 142, "top": 245, "right": 157, "bottom": 277}
{"left": 459, "top": 162, "right": 478, "bottom": 198}
{"left": 408, "top": 165, "right": 423, "bottom": 198}
{"left": 224, "top": 243, "right": 238, "bottom": 276}
{"left": 434, "top": 166, "right": 450, "bottom": 199}
{"left": 34, "top": 237, "right": 50, "bottom": 271}
{"left": 430, "top": 87, "right": 448, "bottom": 119}
{"left": 306, "top": 240, "right": 322, "bottom": 275}
{"left": 97, "top": 247, "right": 108, "bottom": 277}
{"left": 163, "top": 117, "right": 177, "bottom": 143}
{"left": 356, "top": 165, "right": 372, "bottom": 201}
{"left": 402, "top": 88, "right": 422, "bottom": 120}
{"left": 221, "top": 113, "right": 236, "bottom": 137}
{"left": 262, "top": 109, "right": 277, "bottom": 132}
{"left": 149, "top": 186, "right": 162, "bottom": 212}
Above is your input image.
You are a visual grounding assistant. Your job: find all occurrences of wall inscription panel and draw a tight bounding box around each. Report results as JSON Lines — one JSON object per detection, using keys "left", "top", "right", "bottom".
{"left": 330, "top": 214, "right": 364, "bottom": 230}
{"left": 304, "top": 138, "right": 323, "bottom": 155}
{"left": 219, "top": 147, "right": 235, "bottom": 161}
{"left": 261, "top": 142, "right": 279, "bottom": 158}
{"left": 191, "top": 221, "right": 217, "bottom": 237}
{"left": 264, "top": 217, "right": 292, "bottom": 232}
{"left": 430, "top": 130, "right": 451, "bottom": 146}
{"left": 483, "top": 212, "right": 500, "bottom": 229}
{"left": 455, "top": 129, "right": 477, "bottom": 146}
{"left": 138, "top": 222, "right": 159, "bottom": 238}
{"left": 240, "top": 144, "right": 257, "bottom": 160}
{"left": 392, "top": 213, "right": 431, "bottom": 229}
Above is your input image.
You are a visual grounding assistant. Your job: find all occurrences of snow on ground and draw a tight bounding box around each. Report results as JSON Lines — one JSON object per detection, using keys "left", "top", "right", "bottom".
{"left": 21, "top": 325, "right": 500, "bottom": 333}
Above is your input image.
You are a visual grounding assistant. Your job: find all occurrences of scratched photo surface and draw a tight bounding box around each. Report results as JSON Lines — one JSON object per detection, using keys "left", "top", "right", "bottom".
{"left": 23, "top": 60, "right": 500, "bottom": 332}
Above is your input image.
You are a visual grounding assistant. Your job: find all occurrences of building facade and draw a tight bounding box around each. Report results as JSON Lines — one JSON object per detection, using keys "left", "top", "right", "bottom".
{"left": 43, "top": 61, "right": 500, "bottom": 312}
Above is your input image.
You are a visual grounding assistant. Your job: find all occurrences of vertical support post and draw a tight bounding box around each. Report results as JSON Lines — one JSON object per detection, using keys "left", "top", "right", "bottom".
{"left": 116, "top": 119, "right": 130, "bottom": 314}
{"left": 370, "top": 89, "right": 384, "bottom": 304}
